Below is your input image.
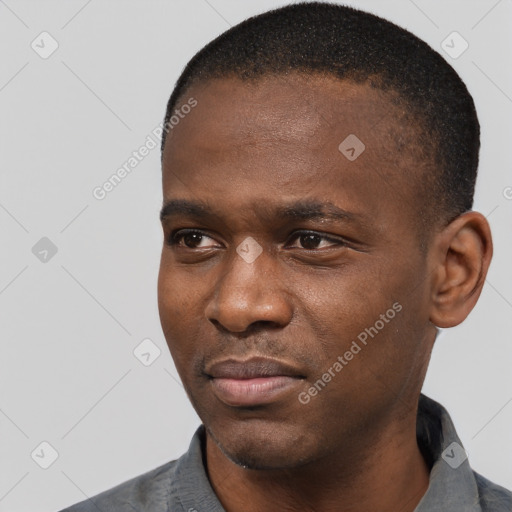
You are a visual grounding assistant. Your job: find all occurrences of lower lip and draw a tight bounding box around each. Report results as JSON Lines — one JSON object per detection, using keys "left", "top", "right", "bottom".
{"left": 211, "top": 376, "right": 301, "bottom": 406}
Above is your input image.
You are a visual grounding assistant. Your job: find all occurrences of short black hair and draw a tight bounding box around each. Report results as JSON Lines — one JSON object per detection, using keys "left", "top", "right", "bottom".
{"left": 161, "top": 1, "right": 479, "bottom": 225}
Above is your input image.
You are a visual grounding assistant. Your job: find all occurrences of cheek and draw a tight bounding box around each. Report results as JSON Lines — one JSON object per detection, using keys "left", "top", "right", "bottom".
{"left": 295, "top": 265, "right": 396, "bottom": 345}
{"left": 157, "top": 263, "right": 179, "bottom": 330}
{"left": 158, "top": 253, "right": 204, "bottom": 317}
{"left": 157, "top": 260, "right": 204, "bottom": 363}
{"left": 294, "top": 264, "right": 421, "bottom": 386}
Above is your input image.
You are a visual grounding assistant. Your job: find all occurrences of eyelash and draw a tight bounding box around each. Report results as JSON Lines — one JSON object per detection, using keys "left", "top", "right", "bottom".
{"left": 166, "top": 229, "right": 346, "bottom": 251}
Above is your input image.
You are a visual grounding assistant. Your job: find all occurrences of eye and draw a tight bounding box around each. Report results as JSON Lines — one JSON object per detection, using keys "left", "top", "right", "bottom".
{"left": 167, "top": 229, "right": 219, "bottom": 249}
{"left": 166, "top": 229, "right": 346, "bottom": 251}
{"left": 287, "top": 231, "right": 345, "bottom": 250}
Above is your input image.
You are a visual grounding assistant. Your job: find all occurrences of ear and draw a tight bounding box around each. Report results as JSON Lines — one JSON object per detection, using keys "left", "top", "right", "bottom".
{"left": 429, "top": 211, "right": 493, "bottom": 328}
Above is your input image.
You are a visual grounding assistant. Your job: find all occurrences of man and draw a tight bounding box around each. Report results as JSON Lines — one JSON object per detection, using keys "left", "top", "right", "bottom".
{"left": 61, "top": 2, "right": 512, "bottom": 511}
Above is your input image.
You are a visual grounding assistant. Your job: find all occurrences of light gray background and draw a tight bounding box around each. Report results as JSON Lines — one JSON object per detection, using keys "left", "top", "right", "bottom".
{"left": 1, "top": 1, "right": 511, "bottom": 510}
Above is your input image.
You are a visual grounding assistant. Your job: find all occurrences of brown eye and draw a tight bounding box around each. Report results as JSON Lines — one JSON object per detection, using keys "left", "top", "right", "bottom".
{"left": 181, "top": 232, "right": 203, "bottom": 248}
{"left": 167, "top": 230, "right": 218, "bottom": 249}
{"left": 299, "top": 233, "right": 323, "bottom": 249}
{"left": 288, "top": 231, "right": 343, "bottom": 250}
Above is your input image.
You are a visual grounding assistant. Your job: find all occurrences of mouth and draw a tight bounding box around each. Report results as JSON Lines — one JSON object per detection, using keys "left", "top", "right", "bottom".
{"left": 206, "top": 357, "right": 305, "bottom": 407}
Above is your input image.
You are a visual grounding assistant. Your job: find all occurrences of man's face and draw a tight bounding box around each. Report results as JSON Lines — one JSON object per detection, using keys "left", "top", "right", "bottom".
{"left": 158, "top": 73, "right": 438, "bottom": 469}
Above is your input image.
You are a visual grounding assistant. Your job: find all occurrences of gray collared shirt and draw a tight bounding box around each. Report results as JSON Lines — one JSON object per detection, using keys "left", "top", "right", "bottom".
{"left": 61, "top": 394, "right": 512, "bottom": 511}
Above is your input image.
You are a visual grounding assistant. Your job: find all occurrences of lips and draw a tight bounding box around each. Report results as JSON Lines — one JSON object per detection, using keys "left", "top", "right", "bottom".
{"left": 207, "top": 357, "right": 303, "bottom": 379}
{"left": 207, "top": 357, "right": 305, "bottom": 407}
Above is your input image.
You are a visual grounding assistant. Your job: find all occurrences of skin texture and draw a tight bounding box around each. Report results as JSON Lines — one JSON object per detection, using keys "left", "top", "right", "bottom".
{"left": 157, "top": 73, "right": 492, "bottom": 512}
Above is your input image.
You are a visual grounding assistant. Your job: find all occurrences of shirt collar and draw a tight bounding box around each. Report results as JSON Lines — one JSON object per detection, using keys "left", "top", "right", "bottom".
{"left": 414, "top": 393, "right": 482, "bottom": 511}
{"left": 172, "top": 425, "right": 226, "bottom": 512}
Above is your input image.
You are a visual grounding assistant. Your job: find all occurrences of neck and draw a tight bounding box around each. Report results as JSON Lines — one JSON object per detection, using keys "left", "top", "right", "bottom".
{"left": 205, "top": 406, "right": 430, "bottom": 512}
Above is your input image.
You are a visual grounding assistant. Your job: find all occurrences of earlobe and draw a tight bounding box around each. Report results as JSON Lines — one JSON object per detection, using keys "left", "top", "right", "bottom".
{"left": 429, "top": 212, "right": 493, "bottom": 328}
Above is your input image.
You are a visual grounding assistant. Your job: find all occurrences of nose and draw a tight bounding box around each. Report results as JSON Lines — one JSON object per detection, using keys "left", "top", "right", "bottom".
{"left": 205, "top": 243, "right": 293, "bottom": 333}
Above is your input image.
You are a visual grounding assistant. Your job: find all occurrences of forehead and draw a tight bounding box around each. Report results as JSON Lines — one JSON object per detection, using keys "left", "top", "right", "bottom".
{"left": 161, "top": 73, "right": 428, "bottom": 232}
{"left": 165, "top": 73, "right": 405, "bottom": 154}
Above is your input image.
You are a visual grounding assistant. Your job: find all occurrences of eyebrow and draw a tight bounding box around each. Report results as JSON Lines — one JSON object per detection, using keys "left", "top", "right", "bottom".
{"left": 159, "top": 198, "right": 358, "bottom": 224}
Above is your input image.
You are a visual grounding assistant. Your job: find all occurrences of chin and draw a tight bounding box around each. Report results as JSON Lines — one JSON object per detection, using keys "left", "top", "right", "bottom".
{"left": 206, "top": 419, "right": 316, "bottom": 470}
